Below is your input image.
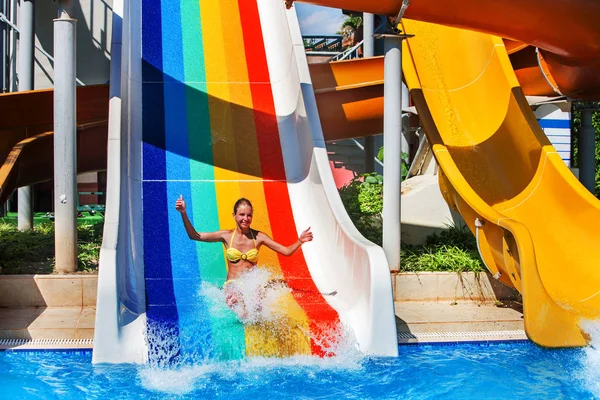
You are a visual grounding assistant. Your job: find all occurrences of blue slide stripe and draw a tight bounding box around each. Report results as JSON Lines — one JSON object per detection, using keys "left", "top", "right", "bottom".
{"left": 141, "top": 0, "right": 181, "bottom": 365}
{"left": 161, "top": 0, "right": 213, "bottom": 362}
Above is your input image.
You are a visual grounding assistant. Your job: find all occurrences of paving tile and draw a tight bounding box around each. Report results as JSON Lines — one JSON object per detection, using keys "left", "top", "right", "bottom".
{"left": 75, "top": 328, "right": 94, "bottom": 340}
{"left": 0, "top": 329, "right": 31, "bottom": 340}
{"left": 77, "top": 308, "right": 96, "bottom": 329}
{"left": 26, "top": 328, "right": 77, "bottom": 340}
{"left": 0, "top": 308, "right": 43, "bottom": 329}
{"left": 395, "top": 301, "right": 524, "bottom": 336}
{"left": 28, "top": 308, "right": 82, "bottom": 329}
{"left": 394, "top": 303, "right": 427, "bottom": 323}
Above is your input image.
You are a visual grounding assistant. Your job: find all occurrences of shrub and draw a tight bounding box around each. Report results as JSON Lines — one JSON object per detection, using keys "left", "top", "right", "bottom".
{"left": 337, "top": 170, "right": 484, "bottom": 272}
{"left": 570, "top": 103, "right": 600, "bottom": 196}
{"left": 0, "top": 221, "right": 103, "bottom": 274}
{"left": 339, "top": 172, "right": 383, "bottom": 245}
{"left": 400, "top": 225, "right": 484, "bottom": 273}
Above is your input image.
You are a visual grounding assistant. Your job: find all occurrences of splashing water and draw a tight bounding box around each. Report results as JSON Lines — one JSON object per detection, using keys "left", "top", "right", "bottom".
{"left": 139, "top": 349, "right": 365, "bottom": 396}
{"left": 577, "top": 320, "right": 600, "bottom": 397}
{"left": 144, "top": 266, "right": 359, "bottom": 376}
{"left": 145, "top": 320, "right": 182, "bottom": 368}
{"left": 212, "top": 267, "right": 293, "bottom": 325}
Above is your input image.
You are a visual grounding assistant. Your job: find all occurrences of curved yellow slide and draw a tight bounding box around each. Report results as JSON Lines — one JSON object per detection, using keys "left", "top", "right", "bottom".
{"left": 401, "top": 19, "right": 600, "bottom": 347}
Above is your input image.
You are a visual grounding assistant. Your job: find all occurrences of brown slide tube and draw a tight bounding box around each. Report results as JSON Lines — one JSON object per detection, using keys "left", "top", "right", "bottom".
{"left": 298, "top": 0, "right": 600, "bottom": 99}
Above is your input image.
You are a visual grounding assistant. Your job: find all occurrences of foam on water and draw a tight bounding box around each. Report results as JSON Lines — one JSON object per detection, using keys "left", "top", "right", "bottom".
{"left": 139, "top": 350, "right": 365, "bottom": 396}
{"left": 578, "top": 320, "right": 600, "bottom": 397}
{"left": 143, "top": 265, "right": 361, "bottom": 390}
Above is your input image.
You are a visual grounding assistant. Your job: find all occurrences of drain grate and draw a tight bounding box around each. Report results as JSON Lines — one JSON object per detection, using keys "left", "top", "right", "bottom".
{"left": 398, "top": 330, "right": 526, "bottom": 341}
{"left": 0, "top": 339, "right": 93, "bottom": 347}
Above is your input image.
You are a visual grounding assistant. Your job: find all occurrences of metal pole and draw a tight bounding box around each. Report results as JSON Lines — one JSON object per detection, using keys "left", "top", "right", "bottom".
{"left": 362, "top": 13, "right": 375, "bottom": 173}
{"left": 54, "top": 1, "right": 77, "bottom": 273}
{"left": 380, "top": 34, "right": 405, "bottom": 272}
{"left": 402, "top": 83, "right": 410, "bottom": 157}
{"left": 1, "top": 0, "right": 6, "bottom": 93}
{"left": 9, "top": 0, "right": 16, "bottom": 91}
{"left": 363, "top": 13, "right": 374, "bottom": 58}
{"left": 17, "top": 0, "right": 34, "bottom": 231}
{"left": 579, "top": 109, "right": 596, "bottom": 193}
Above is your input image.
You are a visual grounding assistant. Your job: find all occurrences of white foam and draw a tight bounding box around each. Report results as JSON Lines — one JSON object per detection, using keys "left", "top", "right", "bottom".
{"left": 138, "top": 351, "right": 365, "bottom": 396}
{"left": 213, "top": 267, "right": 293, "bottom": 324}
{"left": 145, "top": 321, "right": 182, "bottom": 368}
{"left": 139, "top": 364, "right": 214, "bottom": 395}
{"left": 578, "top": 320, "right": 600, "bottom": 397}
{"left": 140, "top": 266, "right": 361, "bottom": 392}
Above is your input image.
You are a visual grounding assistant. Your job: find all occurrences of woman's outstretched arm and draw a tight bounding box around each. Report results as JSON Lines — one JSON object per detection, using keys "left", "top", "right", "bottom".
{"left": 175, "top": 195, "right": 226, "bottom": 242}
{"left": 259, "top": 227, "right": 313, "bottom": 256}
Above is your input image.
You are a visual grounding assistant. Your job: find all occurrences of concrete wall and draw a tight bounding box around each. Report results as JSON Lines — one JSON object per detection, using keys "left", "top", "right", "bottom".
{"left": 401, "top": 174, "right": 465, "bottom": 245}
{"left": 392, "top": 272, "right": 521, "bottom": 303}
{"left": 0, "top": 275, "right": 97, "bottom": 307}
{"left": 30, "top": 0, "right": 112, "bottom": 89}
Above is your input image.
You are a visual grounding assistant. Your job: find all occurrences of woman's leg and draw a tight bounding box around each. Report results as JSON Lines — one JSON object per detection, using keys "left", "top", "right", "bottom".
{"left": 224, "top": 281, "right": 248, "bottom": 320}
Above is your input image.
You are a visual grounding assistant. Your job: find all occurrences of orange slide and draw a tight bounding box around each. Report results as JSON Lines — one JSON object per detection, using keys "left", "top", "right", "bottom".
{"left": 299, "top": 0, "right": 600, "bottom": 347}
{"left": 304, "top": 0, "right": 600, "bottom": 141}
{"left": 0, "top": 85, "right": 109, "bottom": 204}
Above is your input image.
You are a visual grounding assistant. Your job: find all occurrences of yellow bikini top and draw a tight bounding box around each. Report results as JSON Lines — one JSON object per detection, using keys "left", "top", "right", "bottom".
{"left": 226, "top": 230, "right": 259, "bottom": 264}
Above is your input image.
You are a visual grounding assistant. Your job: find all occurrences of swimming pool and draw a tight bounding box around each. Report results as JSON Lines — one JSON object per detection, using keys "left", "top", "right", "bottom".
{"left": 1, "top": 341, "right": 598, "bottom": 399}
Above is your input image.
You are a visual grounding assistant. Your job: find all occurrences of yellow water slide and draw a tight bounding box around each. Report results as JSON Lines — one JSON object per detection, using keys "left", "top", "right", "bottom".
{"left": 401, "top": 19, "right": 600, "bottom": 347}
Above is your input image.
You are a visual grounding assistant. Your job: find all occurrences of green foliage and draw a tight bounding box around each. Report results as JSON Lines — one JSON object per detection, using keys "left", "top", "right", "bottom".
{"left": 423, "top": 223, "right": 478, "bottom": 252}
{"left": 303, "top": 38, "right": 315, "bottom": 47}
{"left": 338, "top": 15, "right": 362, "bottom": 35}
{"left": 78, "top": 242, "right": 100, "bottom": 273}
{"left": 400, "top": 225, "right": 484, "bottom": 273}
{"left": 401, "top": 245, "right": 484, "bottom": 273}
{"left": 377, "top": 148, "right": 410, "bottom": 180}
{"left": 337, "top": 168, "right": 482, "bottom": 272}
{"left": 0, "top": 221, "right": 103, "bottom": 274}
{"left": 570, "top": 103, "right": 600, "bottom": 197}
{"left": 357, "top": 173, "right": 383, "bottom": 214}
{"left": 339, "top": 172, "right": 383, "bottom": 245}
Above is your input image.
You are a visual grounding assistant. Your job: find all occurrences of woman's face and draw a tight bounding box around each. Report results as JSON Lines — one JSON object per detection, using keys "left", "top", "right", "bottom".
{"left": 234, "top": 204, "right": 253, "bottom": 229}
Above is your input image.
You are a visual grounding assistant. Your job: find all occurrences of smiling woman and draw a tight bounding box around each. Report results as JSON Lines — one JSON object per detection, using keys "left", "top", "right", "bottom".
{"left": 174, "top": 195, "right": 313, "bottom": 320}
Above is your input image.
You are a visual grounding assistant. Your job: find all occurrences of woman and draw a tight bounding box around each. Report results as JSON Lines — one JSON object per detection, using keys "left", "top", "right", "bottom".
{"left": 175, "top": 195, "right": 313, "bottom": 320}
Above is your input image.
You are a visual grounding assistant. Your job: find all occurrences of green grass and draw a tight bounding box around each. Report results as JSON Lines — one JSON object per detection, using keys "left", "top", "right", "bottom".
{"left": 0, "top": 216, "right": 103, "bottom": 275}
{"left": 400, "top": 224, "right": 485, "bottom": 273}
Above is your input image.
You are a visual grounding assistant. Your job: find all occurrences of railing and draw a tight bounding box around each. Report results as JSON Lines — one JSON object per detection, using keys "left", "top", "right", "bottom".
{"left": 329, "top": 21, "right": 389, "bottom": 62}
{"left": 1, "top": 10, "right": 86, "bottom": 86}
{"left": 303, "top": 35, "right": 343, "bottom": 53}
{"left": 331, "top": 40, "right": 363, "bottom": 61}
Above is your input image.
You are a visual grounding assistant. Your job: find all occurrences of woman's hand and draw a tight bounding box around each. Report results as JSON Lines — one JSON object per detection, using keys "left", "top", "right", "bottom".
{"left": 299, "top": 227, "right": 313, "bottom": 244}
{"left": 175, "top": 194, "right": 186, "bottom": 214}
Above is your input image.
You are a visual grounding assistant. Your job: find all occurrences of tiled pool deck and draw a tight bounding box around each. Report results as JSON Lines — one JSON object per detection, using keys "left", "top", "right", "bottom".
{"left": 0, "top": 273, "right": 527, "bottom": 349}
{"left": 0, "top": 300, "right": 525, "bottom": 350}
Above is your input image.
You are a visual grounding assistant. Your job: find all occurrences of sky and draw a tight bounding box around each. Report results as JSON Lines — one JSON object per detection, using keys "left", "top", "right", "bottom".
{"left": 294, "top": 3, "right": 346, "bottom": 36}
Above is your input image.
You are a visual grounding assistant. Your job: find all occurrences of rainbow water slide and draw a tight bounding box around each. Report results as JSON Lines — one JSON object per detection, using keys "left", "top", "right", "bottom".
{"left": 300, "top": 0, "right": 600, "bottom": 346}
{"left": 92, "top": 0, "right": 397, "bottom": 364}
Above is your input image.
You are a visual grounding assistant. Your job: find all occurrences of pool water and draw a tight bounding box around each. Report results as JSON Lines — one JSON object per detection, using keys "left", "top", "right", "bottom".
{"left": 1, "top": 341, "right": 599, "bottom": 399}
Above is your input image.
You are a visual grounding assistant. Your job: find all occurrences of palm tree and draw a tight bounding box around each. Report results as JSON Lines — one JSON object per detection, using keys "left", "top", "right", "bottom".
{"left": 337, "top": 16, "right": 362, "bottom": 36}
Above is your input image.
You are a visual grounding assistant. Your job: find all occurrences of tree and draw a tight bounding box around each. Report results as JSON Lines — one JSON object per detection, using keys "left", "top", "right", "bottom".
{"left": 337, "top": 16, "right": 362, "bottom": 36}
